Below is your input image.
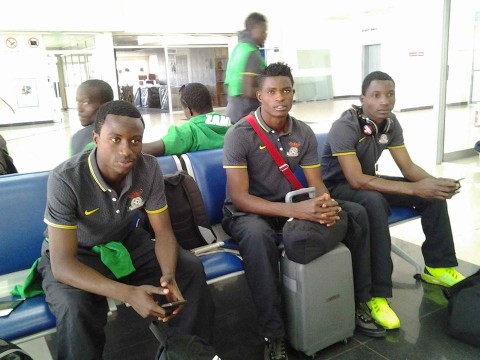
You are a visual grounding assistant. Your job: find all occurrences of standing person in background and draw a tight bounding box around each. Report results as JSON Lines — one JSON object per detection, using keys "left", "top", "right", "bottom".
{"left": 0, "top": 134, "right": 17, "bottom": 174}
{"left": 71, "top": 79, "right": 114, "bottom": 156}
{"left": 224, "top": 12, "right": 267, "bottom": 124}
{"left": 143, "top": 82, "right": 231, "bottom": 156}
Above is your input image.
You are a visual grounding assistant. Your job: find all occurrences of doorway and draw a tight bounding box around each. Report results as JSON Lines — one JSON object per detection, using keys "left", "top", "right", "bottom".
{"left": 363, "top": 44, "right": 381, "bottom": 79}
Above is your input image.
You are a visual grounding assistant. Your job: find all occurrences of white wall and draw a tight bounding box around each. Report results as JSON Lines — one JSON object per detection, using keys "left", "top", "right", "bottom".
{"left": 0, "top": 34, "right": 54, "bottom": 124}
{"left": 92, "top": 34, "right": 119, "bottom": 100}
{"left": 330, "top": 19, "right": 363, "bottom": 97}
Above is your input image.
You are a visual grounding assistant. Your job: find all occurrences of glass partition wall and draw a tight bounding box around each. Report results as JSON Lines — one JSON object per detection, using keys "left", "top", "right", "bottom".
{"left": 443, "top": 0, "right": 480, "bottom": 161}
{"left": 112, "top": 35, "right": 231, "bottom": 117}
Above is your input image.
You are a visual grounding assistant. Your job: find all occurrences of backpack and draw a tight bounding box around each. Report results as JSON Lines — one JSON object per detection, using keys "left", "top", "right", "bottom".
{"left": 0, "top": 339, "right": 33, "bottom": 360}
{"left": 443, "top": 269, "right": 480, "bottom": 347}
{"left": 162, "top": 171, "right": 216, "bottom": 250}
{"left": 149, "top": 321, "right": 221, "bottom": 360}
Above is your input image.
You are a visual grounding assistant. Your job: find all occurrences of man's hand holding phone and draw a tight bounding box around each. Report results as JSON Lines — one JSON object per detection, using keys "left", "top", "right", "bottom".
{"left": 161, "top": 299, "right": 187, "bottom": 316}
{"left": 158, "top": 274, "right": 186, "bottom": 321}
{"left": 453, "top": 178, "right": 464, "bottom": 195}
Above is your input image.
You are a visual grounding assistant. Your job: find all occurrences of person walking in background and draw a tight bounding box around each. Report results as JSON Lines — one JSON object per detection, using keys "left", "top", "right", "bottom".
{"left": 143, "top": 82, "right": 231, "bottom": 156}
{"left": 224, "top": 12, "right": 267, "bottom": 124}
{"left": 71, "top": 79, "right": 114, "bottom": 156}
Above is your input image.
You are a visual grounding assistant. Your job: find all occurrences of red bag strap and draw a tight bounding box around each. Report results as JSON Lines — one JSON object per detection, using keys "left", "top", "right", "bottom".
{"left": 245, "top": 113, "right": 303, "bottom": 190}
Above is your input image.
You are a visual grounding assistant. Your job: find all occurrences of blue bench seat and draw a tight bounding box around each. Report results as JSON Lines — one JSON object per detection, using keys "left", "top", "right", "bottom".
{"left": 0, "top": 171, "right": 55, "bottom": 343}
{"left": 199, "top": 252, "right": 244, "bottom": 285}
{"left": 0, "top": 295, "right": 56, "bottom": 342}
{"left": 0, "top": 135, "right": 423, "bottom": 345}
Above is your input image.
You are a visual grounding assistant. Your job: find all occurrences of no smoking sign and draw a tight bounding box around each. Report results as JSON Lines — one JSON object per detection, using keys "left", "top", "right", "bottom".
{"left": 6, "top": 37, "right": 17, "bottom": 48}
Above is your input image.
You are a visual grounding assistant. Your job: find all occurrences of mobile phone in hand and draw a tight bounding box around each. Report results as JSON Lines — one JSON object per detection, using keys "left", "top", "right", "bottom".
{"left": 161, "top": 299, "right": 187, "bottom": 309}
{"left": 453, "top": 178, "right": 464, "bottom": 195}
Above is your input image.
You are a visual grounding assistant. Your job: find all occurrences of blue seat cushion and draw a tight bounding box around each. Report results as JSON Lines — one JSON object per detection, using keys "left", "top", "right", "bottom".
{"left": 156, "top": 155, "right": 179, "bottom": 175}
{"left": 199, "top": 252, "right": 244, "bottom": 281}
{"left": 186, "top": 149, "right": 225, "bottom": 225}
{"left": 389, "top": 206, "right": 420, "bottom": 225}
{"left": 221, "top": 238, "right": 240, "bottom": 251}
{"left": 0, "top": 172, "right": 49, "bottom": 275}
{"left": 0, "top": 295, "right": 56, "bottom": 341}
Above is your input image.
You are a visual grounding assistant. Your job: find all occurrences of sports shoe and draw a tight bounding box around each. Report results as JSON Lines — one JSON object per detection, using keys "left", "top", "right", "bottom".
{"left": 362, "top": 297, "right": 400, "bottom": 330}
{"left": 421, "top": 266, "right": 465, "bottom": 287}
{"left": 355, "top": 304, "right": 386, "bottom": 338}
{"left": 264, "top": 337, "right": 288, "bottom": 360}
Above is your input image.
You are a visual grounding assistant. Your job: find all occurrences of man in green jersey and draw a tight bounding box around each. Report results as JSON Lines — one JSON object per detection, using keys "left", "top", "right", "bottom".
{"left": 143, "top": 82, "right": 231, "bottom": 156}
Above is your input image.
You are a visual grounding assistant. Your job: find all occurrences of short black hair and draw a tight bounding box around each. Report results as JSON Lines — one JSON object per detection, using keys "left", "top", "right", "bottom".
{"left": 94, "top": 100, "right": 144, "bottom": 134}
{"left": 362, "top": 71, "right": 395, "bottom": 95}
{"left": 257, "top": 62, "right": 294, "bottom": 90}
{"left": 179, "top": 84, "right": 186, "bottom": 95}
{"left": 245, "top": 12, "right": 267, "bottom": 30}
{"left": 78, "top": 79, "right": 114, "bottom": 103}
{"left": 180, "top": 83, "right": 213, "bottom": 114}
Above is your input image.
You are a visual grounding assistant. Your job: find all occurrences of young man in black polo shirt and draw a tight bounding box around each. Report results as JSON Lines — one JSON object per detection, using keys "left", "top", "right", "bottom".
{"left": 321, "top": 71, "right": 464, "bottom": 331}
{"left": 222, "top": 63, "right": 385, "bottom": 360}
{"left": 39, "top": 100, "right": 214, "bottom": 359}
{"left": 71, "top": 79, "right": 114, "bottom": 156}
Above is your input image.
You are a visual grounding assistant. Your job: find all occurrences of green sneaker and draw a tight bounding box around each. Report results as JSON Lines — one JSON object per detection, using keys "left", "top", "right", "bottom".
{"left": 362, "top": 297, "right": 400, "bottom": 330}
{"left": 421, "top": 266, "right": 465, "bottom": 287}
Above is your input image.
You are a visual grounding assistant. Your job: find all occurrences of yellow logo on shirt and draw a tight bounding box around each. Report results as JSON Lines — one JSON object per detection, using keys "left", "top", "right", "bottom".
{"left": 259, "top": 145, "right": 266, "bottom": 150}
{"left": 84, "top": 208, "right": 99, "bottom": 216}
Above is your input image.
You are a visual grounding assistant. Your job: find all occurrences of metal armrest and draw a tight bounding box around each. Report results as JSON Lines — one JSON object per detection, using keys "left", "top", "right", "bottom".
{"left": 191, "top": 241, "right": 226, "bottom": 256}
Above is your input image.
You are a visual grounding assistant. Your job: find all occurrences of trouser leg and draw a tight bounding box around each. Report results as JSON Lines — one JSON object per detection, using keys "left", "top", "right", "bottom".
{"left": 331, "top": 183, "right": 393, "bottom": 298}
{"left": 224, "top": 213, "right": 284, "bottom": 339}
{"left": 383, "top": 193, "right": 458, "bottom": 267}
{"left": 122, "top": 229, "right": 215, "bottom": 344}
{"left": 38, "top": 251, "right": 110, "bottom": 360}
{"left": 337, "top": 200, "right": 372, "bottom": 303}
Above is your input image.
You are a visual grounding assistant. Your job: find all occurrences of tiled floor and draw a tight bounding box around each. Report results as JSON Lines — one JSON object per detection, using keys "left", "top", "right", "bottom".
{"left": 3, "top": 99, "right": 480, "bottom": 359}
{"left": 39, "top": 247, "right": 480, "bottom": 360}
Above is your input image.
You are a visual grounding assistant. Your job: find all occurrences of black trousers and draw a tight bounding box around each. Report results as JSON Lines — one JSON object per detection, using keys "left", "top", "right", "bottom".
{"left": 222, "top": 200, "right": 372, "bottom": 339}
{"left": 329, "top": 181, "right": 458, "bottom": 298}
{"left": 38, "top": 228, "right": 215, "bottom": 360}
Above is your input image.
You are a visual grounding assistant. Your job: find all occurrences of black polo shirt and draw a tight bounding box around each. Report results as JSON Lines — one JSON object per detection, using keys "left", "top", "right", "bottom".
{"left": 223, "top": 107, "right": 319, "bottom": 202}
{"left": 321, "top": 108, "right": 405, "bottom": 185}
{"left": 44, "top": 148, "right": 166, "bottom": 248}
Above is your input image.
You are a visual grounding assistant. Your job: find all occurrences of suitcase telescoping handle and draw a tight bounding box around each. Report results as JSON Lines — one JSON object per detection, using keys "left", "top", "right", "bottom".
{"left": 284, "top": 187, "right": 316, "bottom": 203}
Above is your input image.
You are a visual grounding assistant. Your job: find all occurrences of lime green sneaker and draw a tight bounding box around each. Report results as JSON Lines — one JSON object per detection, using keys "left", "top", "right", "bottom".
{"left": 362, "top": 297, "right": 400, "bottom": 330}
{"left": 421, "top": 266, "right": 465, "bottom": 287}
